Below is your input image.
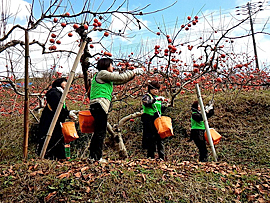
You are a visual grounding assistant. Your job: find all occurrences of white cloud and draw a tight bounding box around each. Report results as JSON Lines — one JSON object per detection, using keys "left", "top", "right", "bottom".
{"left": 1, "top": 0, "right": 31, "bottom": 21}
{"left": 1, "top": 0, "right": 269, "bottom": 78}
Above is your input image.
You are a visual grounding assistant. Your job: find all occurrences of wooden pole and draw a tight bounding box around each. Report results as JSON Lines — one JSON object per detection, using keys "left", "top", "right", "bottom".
{"left": 23, "top": 30, "right": 30, "bottom": 159}
{"left": 40, "top": 40, "right": 87, "bottom": 159}
{"left": 195, "top": 84, "right": 218, "bottom": 162}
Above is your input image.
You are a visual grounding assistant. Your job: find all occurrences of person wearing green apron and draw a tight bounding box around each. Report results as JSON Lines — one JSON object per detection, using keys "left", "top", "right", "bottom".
{"left": 89, "top": 58, "right": 144, "bottom": 162}
{"left": 190, "top": 101, "right": 214, "bottom": 162}
{"left": 141, "top": 81, "right": 167, "bottom": 160}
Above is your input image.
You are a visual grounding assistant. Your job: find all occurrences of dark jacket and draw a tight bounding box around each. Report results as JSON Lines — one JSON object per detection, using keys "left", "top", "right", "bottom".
{"left": 191, "top": 107, "right": 214, "bottom": 123}
{"left": 37, "top": 87, "right": 69, "bottom": 159}
{"left": 190, "top": 107, "right": 214, "bottom": 139}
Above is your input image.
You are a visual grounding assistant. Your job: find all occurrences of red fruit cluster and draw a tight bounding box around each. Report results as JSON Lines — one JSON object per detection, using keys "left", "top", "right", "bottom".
{"left": 188, "top": 45, "right": 194, "bottom": 51}
{"left": 154, "top": 45, "right": 160, "bottom": 55}
{"left": 49, "top": 45, "right": 57, "bottom": 50}
{"left": 183, "top": 16, "right": 199, "bottom": 31}
{"left": 193, "top": 68, "right": 199, "bottom": 73}
{"left": 168, "top": 44, "right": 177, "bottom": 53}
{"left": 93, "top": 18, "right": 102, "bottom": 27}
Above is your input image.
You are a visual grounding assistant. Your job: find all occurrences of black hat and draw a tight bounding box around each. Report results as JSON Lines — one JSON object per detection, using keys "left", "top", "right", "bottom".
{"left": 52, "top": 78, "right": 67, "bottom": 88}
{"left": 192, "top": 101, "right": 199, "bottom": 109}
{"left": 148, "top": 80, "right": 160, "bottom": 91}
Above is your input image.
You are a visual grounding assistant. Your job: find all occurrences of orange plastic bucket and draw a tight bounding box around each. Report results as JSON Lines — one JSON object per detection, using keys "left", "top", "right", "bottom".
{"left": 154, "top": 116, "right": 174, "bottom": 139}
{"left": 204, "top": 128, "right": 222, "bottom": 145}
{"left": 79, "top": 110, "right": 95, "bottom": 133}
{"left": 61, "top": 122, "right": 79, "bottom": 143}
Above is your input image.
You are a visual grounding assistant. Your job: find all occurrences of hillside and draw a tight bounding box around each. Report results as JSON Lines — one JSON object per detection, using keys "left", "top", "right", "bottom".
{"left": 0, "top": 90, "right": 270, "bottom": 202}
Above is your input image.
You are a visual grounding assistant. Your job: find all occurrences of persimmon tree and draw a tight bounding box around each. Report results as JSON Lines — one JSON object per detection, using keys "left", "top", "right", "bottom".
{"left": 0, "top": 0, "right": 178, "bottom": 158}
{"left": 120, "top": 8, "right": 270, "bottom": 107}
{"left": 0, "top": 0, "right": 269, "bottom": 159}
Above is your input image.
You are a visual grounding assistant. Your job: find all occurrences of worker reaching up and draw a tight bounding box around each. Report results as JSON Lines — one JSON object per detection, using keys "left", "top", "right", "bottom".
{"left": 89, "top": 58, "right": 144, "bottom": 163}
{"left": 189, "top": 100, "right": 214, "bottom": 162}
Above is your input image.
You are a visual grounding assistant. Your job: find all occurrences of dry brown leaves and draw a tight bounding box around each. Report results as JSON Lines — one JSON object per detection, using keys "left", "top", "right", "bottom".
{"left": 1, "top": 159, "right": 269, "bottom": 202}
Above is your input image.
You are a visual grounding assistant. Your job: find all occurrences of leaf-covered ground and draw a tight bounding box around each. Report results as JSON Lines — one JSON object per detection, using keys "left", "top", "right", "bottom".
{"left": 1, "top": 158, "right": 270, "bottom": 202}
{"left": 1, "top": 90, "right": 270, "bottom": 202}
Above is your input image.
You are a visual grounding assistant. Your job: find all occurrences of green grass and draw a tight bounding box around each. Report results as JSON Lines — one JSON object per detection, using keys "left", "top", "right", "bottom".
{"left": 0, "top": 90, "right": 270, "bottom": 202}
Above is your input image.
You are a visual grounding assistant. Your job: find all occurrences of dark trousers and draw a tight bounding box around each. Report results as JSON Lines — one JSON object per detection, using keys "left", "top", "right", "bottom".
{"left": 191, "top": 129, "right": 208, "bottom": 162}
{"left": 141, "top": 113, "right": 164, "bottom": 159}
{"left": 37, "top": 122, "right": 66, "bottom": 160}
{"left": 89, "top": 103, "right": 108, "bottom": 161}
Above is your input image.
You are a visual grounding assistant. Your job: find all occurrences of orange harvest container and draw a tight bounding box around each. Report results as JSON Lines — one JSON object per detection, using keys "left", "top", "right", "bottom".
{"left": 204, "top": 128, "right": 222, "bottom": 145}
{"left": 154, "top": 116, "right": 174, "bottom": 139}
{"left": 79, "top": 110, "right": 95, "bottom": 133}
{"left": 61, "top": 122, "right": 79, "bottom": 143}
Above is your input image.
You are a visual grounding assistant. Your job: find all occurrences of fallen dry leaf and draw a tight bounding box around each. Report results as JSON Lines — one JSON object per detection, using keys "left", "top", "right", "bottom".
{"left": 81, "top": 166, "right": 89, "bottom": 172}
{"left": 262, "top": 184, "right": 269, "bottom": 188}
{"left": 257, "top": 198, "right": 266, "bottom": 203}
{"left": 74, "top": 172, "right": 81, "bottom": 178}
{"left": 30, "top": 171, "right": 37, "bottom": 177}
{"left": 37, "top": 170, "right": 44, "bottom": 175}
{"left": 247, "top": 194, "right": 259, "bottom": 201}
{"left": 34, "top": 164, "right": 38, "bottom": 169}
{"left": 220, "top": 176, "right": 227, "bottom": 182}
{"left": 30, "top": 170, "right": 43, "bottom": 177}
{"left": 122, "top": 191, "right": 127, "bottom": 199}
{"left": 234, "top": 188, "right": 242, "bottom": 195}
{"left": 58, "top": 172, "right": 70, "bottom": 179}
{"left": 86, "top": 187, "right": 91, "bottom": 193}
{"left": 44, "top": 191, "right": 57, "bottom": 202}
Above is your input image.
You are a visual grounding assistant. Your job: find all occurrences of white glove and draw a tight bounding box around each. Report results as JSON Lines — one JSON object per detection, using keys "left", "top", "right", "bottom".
{"left": 156, "top": 96, "right": 165, "bottom": 101}
{"left": 133, "top": 68, "right": 144, "bottom": 75}
{"left": 69, "top": 110, "right": 78, "bottom": 120}
{"left": 205, "top": 104, "right": 214, "bottom": 113}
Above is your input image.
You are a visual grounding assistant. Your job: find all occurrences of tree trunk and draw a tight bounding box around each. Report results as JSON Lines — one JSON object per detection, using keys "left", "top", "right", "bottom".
{"left": 107, "top": 111, "right": 143, "bottom": 159}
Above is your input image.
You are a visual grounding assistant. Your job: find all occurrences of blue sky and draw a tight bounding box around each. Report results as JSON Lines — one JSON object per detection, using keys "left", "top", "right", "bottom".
{"left": 1, "top": 0, "right": 269, "bottom": 76}
{"left": 21, "top": 0, "right": 250, "bottom": 23}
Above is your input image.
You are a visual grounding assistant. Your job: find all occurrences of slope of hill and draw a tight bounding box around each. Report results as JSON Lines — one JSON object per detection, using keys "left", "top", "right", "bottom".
{"left": 0, "top": 90, "right": 270, "bottom": 202}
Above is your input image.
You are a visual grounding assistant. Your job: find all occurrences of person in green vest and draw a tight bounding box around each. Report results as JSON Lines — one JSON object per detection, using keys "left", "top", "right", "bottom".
{"left": 89, "top": 58, "right": 144, "bottom": 163}
{"left": 141, "top": 80, "right": 168, "bottom": 160}
{"left": 189, "top": 100, "right": 214, "bottom": 162}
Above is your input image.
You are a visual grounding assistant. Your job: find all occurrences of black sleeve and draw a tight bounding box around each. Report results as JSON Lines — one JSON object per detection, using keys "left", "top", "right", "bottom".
{"left": 192, "top": 112, "right": 203, "bottom": 122}
{"left": 46, "top": 89, "right": 61, "bottom": 111}
{"left": 46, "top": 89, "right": 69, "bottom": 119}
{"left": 206, "top": 108, "right": 214, "bottom": 118}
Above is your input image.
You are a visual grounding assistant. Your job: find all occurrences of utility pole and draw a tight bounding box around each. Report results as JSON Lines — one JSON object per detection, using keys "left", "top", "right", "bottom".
{"left": 236, "top": 1, "right": 264, "bottom": 70}
{"left": 247, "top": 2, "right": 260, "bottom": 70}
